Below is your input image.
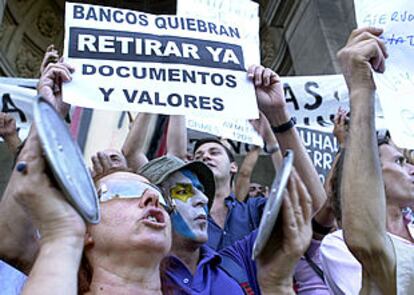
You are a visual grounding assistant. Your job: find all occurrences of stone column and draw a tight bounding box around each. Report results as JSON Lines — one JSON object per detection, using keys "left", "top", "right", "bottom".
{"left": 259, "top": 0, "right": 356, "bottom": 75}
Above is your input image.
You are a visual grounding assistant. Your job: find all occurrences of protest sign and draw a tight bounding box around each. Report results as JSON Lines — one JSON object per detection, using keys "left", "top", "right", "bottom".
{"left": 186, "top": 116, "right": 264, "bottom": 147}
{"left": 297, "top": 126, "right": 339, "bottom": 182}
{"left": 187, "top": 124, "right": 339, "bottom": 181}
{"left": 63, "top": 2, "right": 260, "bottom": 119}
{"left": 186, "top": 74, "right": 385, "bottom": 145}
{"left": 355, "top": 0, "right": 414, "bottom": 148}
{"left": 0, "top": 82, "right": 36, "bottom": 142}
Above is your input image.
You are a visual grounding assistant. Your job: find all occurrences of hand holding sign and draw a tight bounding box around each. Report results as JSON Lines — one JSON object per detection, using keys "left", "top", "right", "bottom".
{"left": 39, "top": 45, "right": 59, "bottom": 75}
{"left": 247, "top": 65, "right": 287, "bottom": 126}
{"left": 37, "top": 55, "right": 74, "bottom": 118}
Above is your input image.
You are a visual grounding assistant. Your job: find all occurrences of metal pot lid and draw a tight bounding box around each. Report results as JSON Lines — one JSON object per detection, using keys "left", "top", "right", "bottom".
{"left": 33, "top": 96, "right": 100, "bottom": 224}
{"left": 252, "top": 149, "right": 294, "bottom": 260}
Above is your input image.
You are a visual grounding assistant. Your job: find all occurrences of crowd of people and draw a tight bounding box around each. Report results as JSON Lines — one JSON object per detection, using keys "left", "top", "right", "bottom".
{"left": 0, "top": 26, "right": 413, "bottom": 295}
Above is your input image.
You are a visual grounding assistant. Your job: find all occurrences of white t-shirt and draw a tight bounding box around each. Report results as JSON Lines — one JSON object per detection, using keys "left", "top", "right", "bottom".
{"left": 320, "top": 227, "right": 414, "bottom": 295}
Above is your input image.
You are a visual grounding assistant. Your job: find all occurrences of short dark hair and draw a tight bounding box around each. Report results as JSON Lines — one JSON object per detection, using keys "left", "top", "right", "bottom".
{"left": 193, "top": 137, "right": 235, "bottom": 163}
{"left": 377, "top": 129, "right": 391, "bottom": 146}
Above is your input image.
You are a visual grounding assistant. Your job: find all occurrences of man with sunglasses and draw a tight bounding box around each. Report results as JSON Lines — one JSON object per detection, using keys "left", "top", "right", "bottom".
{"left": 319, "top": 27, "right": 414, "bottom": 294}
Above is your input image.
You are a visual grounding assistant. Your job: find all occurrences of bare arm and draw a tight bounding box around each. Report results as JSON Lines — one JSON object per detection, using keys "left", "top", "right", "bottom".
{"left": 311, "top": 108, "right": 350, "bottom": 237}
{"left": 311, "top": 151, "right": 341, "bottom": 239}
{"left": 338, "top": 27, "right": 395, "bottom": 294}
{"left": 0, "top": 112, "right": 21, "bottom": 154}
{"left": 166, "top": 115, "right": 187, "bottom": 160}
{"left": 235, "top": 146, "right": 261, "bottom": 201}
{"left": 261, "top": 113, "right": 283, "bottom": 170}
{"left": 15, "top": 130, "right": 85, "bottom": 295}
{"left": 0, "top": 50, "right": 73, "bottom": 273}
{"left": 249, "top": 65, "right": 326, "bottom": 213}
{"left": 122, "top": 113, "right": 154, "bottom": 171}
{"left": 0, "top": 170, "right": 38, "bottom": 273}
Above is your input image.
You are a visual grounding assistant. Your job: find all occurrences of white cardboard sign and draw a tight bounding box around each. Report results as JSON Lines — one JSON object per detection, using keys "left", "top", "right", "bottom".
{"left": 63, "top": 2, "right": 260, "bottom": 119}
{"left": 355, "top": 0, "right": 414, "bottom": 148}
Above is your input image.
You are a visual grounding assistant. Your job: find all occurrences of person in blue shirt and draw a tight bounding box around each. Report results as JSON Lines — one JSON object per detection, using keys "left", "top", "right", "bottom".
{"left": 191, "top": 66, "right": 327, "bottom": 251}
{"left": 139, "top": 154, "right": 313, "bottom": 294}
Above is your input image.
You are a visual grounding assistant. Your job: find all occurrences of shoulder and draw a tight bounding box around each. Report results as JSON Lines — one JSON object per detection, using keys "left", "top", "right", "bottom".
{"left": 241, "top": 196, "right": 267, "bottom": 209}
{"left": 320, "top": 230, "right": 353, "bottom": 263}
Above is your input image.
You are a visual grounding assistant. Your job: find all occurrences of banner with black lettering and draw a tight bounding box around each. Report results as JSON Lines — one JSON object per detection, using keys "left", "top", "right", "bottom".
{"left": 186, "top": 74, "right": 386, "bottom": 145}
{"left": 63, "top": 2, "right": 260, "bottom": 119}
{"left": 355, "top": 0, "right": 414, "bottom": 149}
{"left": 0, "top": 82, "right": 36, "bottom": 142}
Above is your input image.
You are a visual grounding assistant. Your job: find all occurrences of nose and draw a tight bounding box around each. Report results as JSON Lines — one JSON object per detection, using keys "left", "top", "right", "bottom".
{"left": 192, "top": 189, "right": 209, "bottom": 208}
{"left": 138, "top": 189, "right": 160, "bottom": 208}
{"left": 407, "top": 163, "right": 414, "bottom": 175}
{"left": 201, "top": 151, "right": 211, "bottom": 162}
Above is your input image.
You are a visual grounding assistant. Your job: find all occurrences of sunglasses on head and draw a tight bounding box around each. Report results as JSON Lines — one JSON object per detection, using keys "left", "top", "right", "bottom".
{"left": 97, "top": 180, "right": 167, "bottom": 206}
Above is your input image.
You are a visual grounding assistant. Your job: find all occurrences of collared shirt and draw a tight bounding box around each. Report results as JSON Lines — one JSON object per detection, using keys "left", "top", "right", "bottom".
{"left": 207, "top": 194, "right": 266, "bottom": 250}
{"left": 164, "top": 231, "right": 260, "bottom": 295}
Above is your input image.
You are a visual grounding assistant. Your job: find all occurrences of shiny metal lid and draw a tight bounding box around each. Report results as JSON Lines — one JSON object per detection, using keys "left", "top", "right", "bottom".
{"left": 252, "top": 149, "right": 294, "bottom": 260}
{"left": 33, "top": 96, "right": 100, "bottom": 224}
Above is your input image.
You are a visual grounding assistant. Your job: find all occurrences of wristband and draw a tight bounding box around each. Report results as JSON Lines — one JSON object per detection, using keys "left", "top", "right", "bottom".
{"left": 271, "top": 117, "right": 296, "bottom": 133}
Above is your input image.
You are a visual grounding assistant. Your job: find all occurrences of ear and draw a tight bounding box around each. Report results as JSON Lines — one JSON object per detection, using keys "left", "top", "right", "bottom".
{"left": 84, "top": 231, "right": 94, "bottom": 248}
{"left": 230, "top": 161, "right": 238, "bottom": 174}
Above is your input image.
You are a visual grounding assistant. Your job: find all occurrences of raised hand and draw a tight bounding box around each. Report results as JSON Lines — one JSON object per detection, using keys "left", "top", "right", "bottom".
{"left": 12, "top": 131, "right": 85, "bottom": 243}
{"left": 37, "top": 47, "right": 75, "bottom": 118}
{"left": 0, "top": 112, "right": 17, "bottom": 139}
{"left": 333, "top": 107, "right": 349, "bottom": 147}
{"left": 257, "top": 170, "right": 313, "bottom": 294}
{"left": 337, "top": 27, "right": 388, "bottom": 92}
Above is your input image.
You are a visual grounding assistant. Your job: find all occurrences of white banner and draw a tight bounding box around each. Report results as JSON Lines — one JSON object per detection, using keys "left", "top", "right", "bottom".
{"left": 186, "top": 116, "right": 264, "bottom": 146}
{"left": 186, "top": 74, "right": 386, "bottom": 145}
{"left": 355, "top": 0, "right": 414, "bottom": 148}
{"left": 63, "top": 2, "right": 260, "bottom": 119}
{"left": 0, "top": 83, "right": 36, "bottom": 142}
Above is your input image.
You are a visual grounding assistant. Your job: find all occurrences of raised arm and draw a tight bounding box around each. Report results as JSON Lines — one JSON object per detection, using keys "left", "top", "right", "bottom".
{"left": 0, "top": 49, "right": 73, "bottom": 273}
{"left": 311, "top": 108, "right": 349, "bottom": 237}
{"left": 122, "top": 112, "right": 154, "bottom": 171}
{"left": 0, "top": 112, "right": 21, "bottom": 154}
{"left": 337, "top": 27, "right": 395, "bottom": 294}
{"left": 235, "top": 145, "right": 261, "bottom": 201}
{"left": 249, "top": 65, "right": 326, "bottom": 212}
{"left": 166, "top": 115, "right": 187, "bottom": 161}
{"left": 15, "top": 129, "right": 85, "bottom": 295}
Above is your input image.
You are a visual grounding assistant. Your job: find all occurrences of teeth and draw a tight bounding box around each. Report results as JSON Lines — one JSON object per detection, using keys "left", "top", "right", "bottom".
{"left": 147, "top": 215, "right": 157, "bottom": 222}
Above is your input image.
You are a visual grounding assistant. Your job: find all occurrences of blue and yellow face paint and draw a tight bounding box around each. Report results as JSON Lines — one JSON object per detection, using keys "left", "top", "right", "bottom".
{"left": 168, "top": 169, "right": 208, "bottom": 241}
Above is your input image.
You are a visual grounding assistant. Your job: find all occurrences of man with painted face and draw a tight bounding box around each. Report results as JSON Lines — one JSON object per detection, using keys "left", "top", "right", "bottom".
{"left": 139, "top": 155, "right": 313, "bottom": 294}
{"left": 191, "top": 66, "right": 327, "bottom": 250}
